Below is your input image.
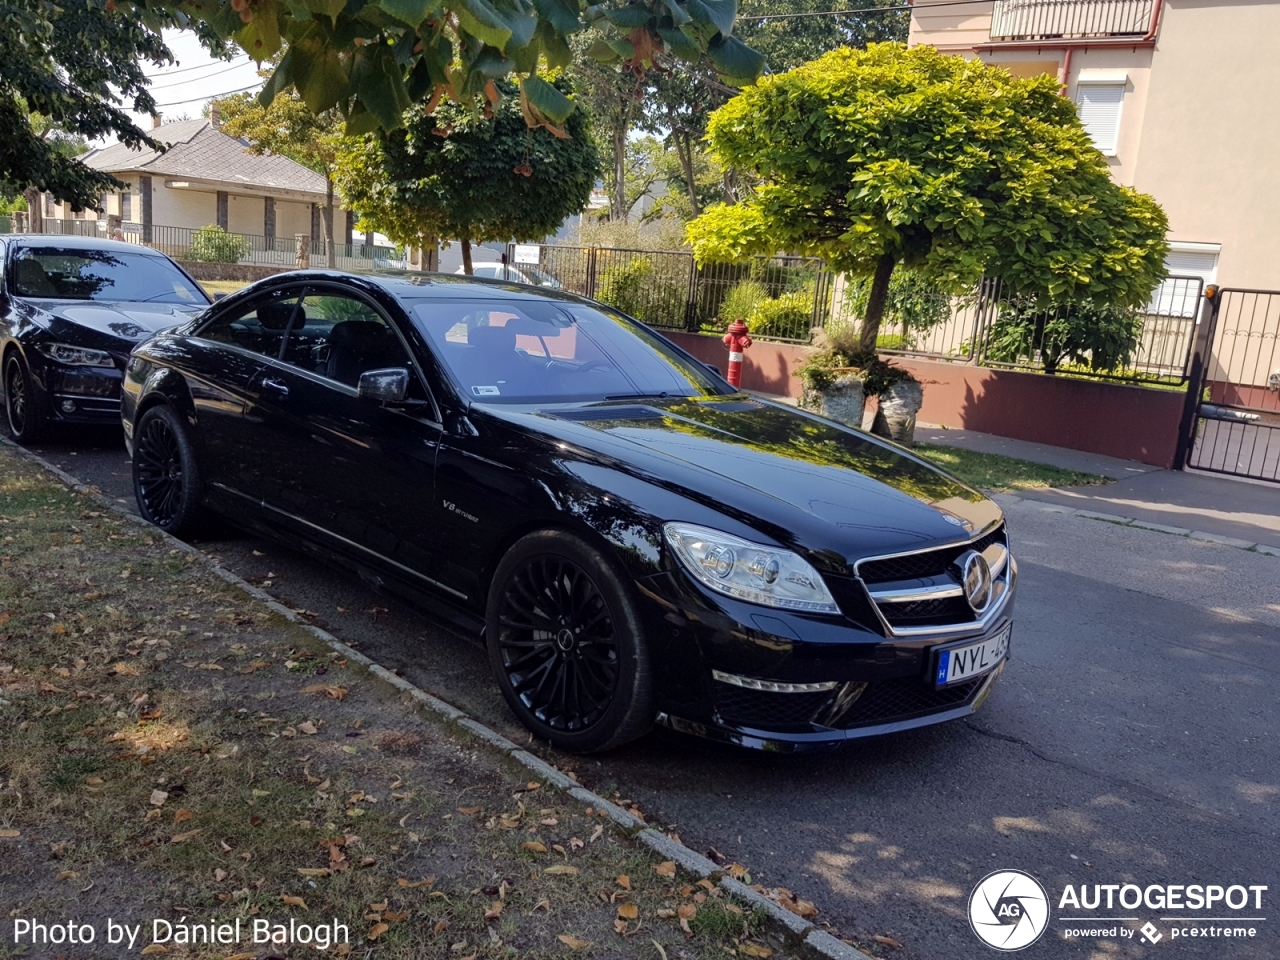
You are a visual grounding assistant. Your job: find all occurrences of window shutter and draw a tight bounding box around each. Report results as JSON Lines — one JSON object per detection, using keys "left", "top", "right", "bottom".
{"left": 1076, "top": 84, "right": 1125, "bottom": 155}
{"left": 1150, "top": 250, "right": 1218, "bottom": 317}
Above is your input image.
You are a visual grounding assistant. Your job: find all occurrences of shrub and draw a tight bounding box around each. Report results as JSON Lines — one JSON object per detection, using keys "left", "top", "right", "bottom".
{"left": 185, "top": 224, "right": 249, "bottom": 263}
{"left": 718, "top": 281, "right": 769, "bottom": 323}
{"left": 748, "top": 289, "right": 814, "bottom": 340}
{"left": 595, "top": 256, "right": 687, "bottom": 328}
{"left": 985, "top": 297, "right": 1143, "bottom": 375}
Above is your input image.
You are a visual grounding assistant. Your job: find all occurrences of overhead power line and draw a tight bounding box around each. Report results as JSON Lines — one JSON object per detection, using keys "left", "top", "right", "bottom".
{"left": 154, "top": 82, "right": 261, "bottom": 109}
{"left": 149, "top": 59, "right": 258, "bottom": 91}
{"left": 738, "top": 0, "right": 1010, "bottom": 20}
{"left": 149, "top": 54, "right": 249, "bottom": 78}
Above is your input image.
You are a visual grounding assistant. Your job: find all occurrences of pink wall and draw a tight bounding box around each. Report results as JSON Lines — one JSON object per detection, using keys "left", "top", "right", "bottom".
{"left": 664, "top": 332, "right": 1186, "bottom": 468}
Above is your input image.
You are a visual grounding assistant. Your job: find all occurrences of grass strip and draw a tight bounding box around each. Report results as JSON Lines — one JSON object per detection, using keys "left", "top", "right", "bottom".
{"left": 914, "top": 443, "right": 1113, "bottom": 493}
{"left": 0, "top": 447, "right": 795, "bottom": 960}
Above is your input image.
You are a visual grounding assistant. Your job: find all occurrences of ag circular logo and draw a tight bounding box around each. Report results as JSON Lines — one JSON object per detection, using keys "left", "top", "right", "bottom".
{"left": 968, "top": 869, "right": 1050, "bottom": 951}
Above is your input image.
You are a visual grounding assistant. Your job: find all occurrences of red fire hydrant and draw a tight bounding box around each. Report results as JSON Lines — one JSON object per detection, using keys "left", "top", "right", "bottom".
{"left": 723, "top": 318, "right": 752, "bottom": 388}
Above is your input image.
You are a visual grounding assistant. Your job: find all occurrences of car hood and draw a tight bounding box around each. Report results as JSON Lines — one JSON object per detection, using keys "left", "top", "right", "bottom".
{"left": 488, "top": 396, "right": 1003, "bottom": 568}
{"left": 38, "top": 301, "right": 207, "bottom": 343}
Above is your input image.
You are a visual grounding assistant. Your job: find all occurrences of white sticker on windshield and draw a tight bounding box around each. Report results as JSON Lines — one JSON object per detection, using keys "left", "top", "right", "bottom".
{"left": 472, "top": 385, "right": 501, "bottom": 396}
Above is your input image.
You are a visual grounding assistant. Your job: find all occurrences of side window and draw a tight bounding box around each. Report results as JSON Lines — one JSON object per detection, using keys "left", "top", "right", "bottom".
{"left": 282, "top": 292, "right": 414, "bottom": 389}
{"left": 195, "top": 290, "right": 301, "bottom": 359}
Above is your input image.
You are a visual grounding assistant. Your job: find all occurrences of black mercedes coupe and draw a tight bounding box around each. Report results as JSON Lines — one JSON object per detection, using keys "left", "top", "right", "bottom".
{"left": 122, "top": 271, "right": 1016, "bottom": 753}
{"left": 1, "top": 235, "right": 210, "bottom": 442}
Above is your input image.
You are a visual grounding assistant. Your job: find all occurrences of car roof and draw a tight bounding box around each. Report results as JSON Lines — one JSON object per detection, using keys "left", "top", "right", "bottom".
{"left": 6, "top": 234, "right": 170, "bottom": 255}
{"left": 262, "top": 269, "right": 579, "bottom": 303}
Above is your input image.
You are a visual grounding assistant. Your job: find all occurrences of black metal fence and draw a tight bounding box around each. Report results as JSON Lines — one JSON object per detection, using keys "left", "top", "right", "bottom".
{"left": 873, "top": 275, "right": 1204, "bottom": 385}
{"left": 1185, "top": 288, "right": 1280, "bottom": 482}
{"left": 505, "top": 243, "right": 834, "bottom": 342}
{"left": 989, "top": 0, "right": 1153, "bottom": 41}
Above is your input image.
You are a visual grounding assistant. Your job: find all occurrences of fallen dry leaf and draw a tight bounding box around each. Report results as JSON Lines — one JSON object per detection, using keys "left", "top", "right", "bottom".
{"left": 614, "top": 918, "right": 629, "bottom": 935}
{"left": 873, "top": 935, "right": 903, "bottom": 948}
{"left": 520, "top": 841, "right": 547, "bottom": 853}
{"left": 0, "top": 830, "right": 19, "bottom": 839}
{"left": 654, "top": 860, "right": 677, "bottom": 877}
{"left": 384, "top": 910, "right": 409, "bottom": 922}
{"left": 297, "top": 868, "right": 331, "bottom": 878}
{"left": 544, "top": 865, "right": 579, "bottom": 876}
{"left": 367, "top": 922, "right": 389, "bottom": 941}
{"left": 298, "top": 720, "right": 318, "bottom": 735}
{"left": 173, "top": 809, "right": 193, "bottom": 825}
{"left": 738, "top": 945, "right": 773, "bottom": 958}
{"left": 213, "top": 868, "right": 227, "bottom": 882}
{"left": 281, "top": 895, "right": 308, "bottom": 910}
{"left": 677, "top": 903, "right": 697, "bottom": 920}
{"left": 111, "top": 663, "right": 140, "bottom": 677}
{"left": 656, "top": 908, "right": 676, "bottom": 919}
{"left": 616, "top": 874, "right": 631, "bottom": 889}
{"left": 149, "top": 789, "right": 168, "bottom": 806}
{"left": 396, "top": 876, "right": 435, "bottom": 888}
{"left": 557, "top": 934, "right": 591, "bottom": 950}
{"left": 301, "top": 684, "right": 348, "bottom": 700}
{"left": 484, "top": 902, "right": 503, "bottom": 921}
{"left": 139, "top": 946, "right": 168, "bottom": 956}
{"left": 85, "top": 776, "right": 104, "bottom": 786}
{"left": 618, "top": 904, "right": 639, "bottom": 920}
{"left": 169, "top": 829, "right": 201, "bottom": 844}
{"left": 432, "top": 920, "right": 448, "bottom": 934}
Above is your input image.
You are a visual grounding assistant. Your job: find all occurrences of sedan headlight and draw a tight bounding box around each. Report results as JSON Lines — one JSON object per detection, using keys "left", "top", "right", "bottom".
{"left": 36, "top": 343, "right": 115, "bottom": 368}
{"left": 663, "top": 522, "right": 839, "bottom": 614}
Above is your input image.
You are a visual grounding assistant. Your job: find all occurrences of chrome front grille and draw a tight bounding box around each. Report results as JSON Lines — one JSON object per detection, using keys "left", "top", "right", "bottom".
{"left": 856, "top": 523, "right": 1013, "bottom": 637}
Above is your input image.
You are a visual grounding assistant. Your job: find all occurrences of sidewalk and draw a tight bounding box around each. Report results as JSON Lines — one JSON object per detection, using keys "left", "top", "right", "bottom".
{"left": 916, "top": 425, "right": 1280, "bottom": 551}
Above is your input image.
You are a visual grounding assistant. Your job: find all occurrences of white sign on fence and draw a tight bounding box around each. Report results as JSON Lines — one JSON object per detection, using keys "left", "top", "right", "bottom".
{"left": 512, "top": 244, "right": 541, "bottom": 265}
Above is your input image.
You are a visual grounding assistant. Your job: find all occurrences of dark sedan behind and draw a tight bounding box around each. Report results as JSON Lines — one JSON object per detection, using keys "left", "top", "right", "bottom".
{"left": 1, "top": 234, "right": 210, "bottom": 441}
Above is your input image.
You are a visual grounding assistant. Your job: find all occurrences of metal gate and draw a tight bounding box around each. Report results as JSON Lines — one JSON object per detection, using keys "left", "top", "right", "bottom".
{"left": 1178, "top": 287, "right": 1280, "bottom": 482}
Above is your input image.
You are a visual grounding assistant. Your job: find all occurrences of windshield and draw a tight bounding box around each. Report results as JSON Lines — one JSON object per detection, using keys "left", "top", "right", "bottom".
{"left": 11, "top": 247, "right": 208, "bottom": 304}
{"left": 410, "top": 298, "right": 731, "bottom": 404}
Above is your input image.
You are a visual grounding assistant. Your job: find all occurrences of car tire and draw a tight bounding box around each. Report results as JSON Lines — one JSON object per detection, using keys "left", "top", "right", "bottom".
{"left": 486, "top": 529, "right": 654, "bottom": 753}
{"left": 4, "top": 351, "right": 46, "bottom": 444}
{"left": 132, "top": 404, "right": 205, "bottom": 538}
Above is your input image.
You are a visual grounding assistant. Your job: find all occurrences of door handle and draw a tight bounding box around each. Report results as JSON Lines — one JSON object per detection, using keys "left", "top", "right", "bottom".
{"left": 260, "top": 377, "right": 289, "bottom": 398}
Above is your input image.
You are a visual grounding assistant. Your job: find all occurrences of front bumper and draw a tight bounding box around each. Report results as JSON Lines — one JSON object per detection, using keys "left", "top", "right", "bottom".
{"left": 43, "top": 362, "right": 124, "bottom": 424}
{"left": 637, "top": 555, "right": 1017, "bottom": 752}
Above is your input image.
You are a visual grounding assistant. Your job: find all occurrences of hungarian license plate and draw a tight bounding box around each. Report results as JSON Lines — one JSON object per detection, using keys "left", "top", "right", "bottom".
{"left": 933, "top": 623, "right": 1011, "bottom": 687}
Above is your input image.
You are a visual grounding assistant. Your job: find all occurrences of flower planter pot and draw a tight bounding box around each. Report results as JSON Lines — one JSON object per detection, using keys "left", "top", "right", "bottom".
{"left": 870, "top": 378, "right": 924, "bottom": 446}
{"left": 813, "top": 373, "right": 866, "bottom": 429}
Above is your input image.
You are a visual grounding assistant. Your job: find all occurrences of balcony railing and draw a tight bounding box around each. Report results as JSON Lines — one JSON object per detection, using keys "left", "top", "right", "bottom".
{"left": 989, "top": 0, "right": 1154, "bottom": 41}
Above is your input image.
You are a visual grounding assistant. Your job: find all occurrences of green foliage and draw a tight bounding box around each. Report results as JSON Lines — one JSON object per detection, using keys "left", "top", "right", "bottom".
{"left": 747, "top": 289, "right": 814, "bottom": 340}
{"left": 334, "top": 77, "right": 600, "bottom": 250}
{"left": 718, "top": 281, "right": 769, "bottom": 323}
{"left": 840, "top": 270, "right": 954, "bottom": 341}
{"left": 736, "top": 0, "right": 908, "bottom": 73}
{"left": 210, "top": 0, "right": 760, "bottom": 140}
{"left": 984, "top": 297, "right": 1145, "bottom": 375}
{"left": 688, "top": 44, "right": 1169, "bottom": 340}
{"left": 0, "top": 0, "right": 224, "bottom": 208}
{"left": 184, "top": 225, "right": 249, "bottom": 264}
{"left": 595, "top": 255, "right": 688, "bottom": 328}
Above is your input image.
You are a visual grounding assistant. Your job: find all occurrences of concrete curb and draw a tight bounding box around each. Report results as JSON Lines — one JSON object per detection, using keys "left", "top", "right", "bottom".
{"left": 0, "top": 436, "right": 873, "bottom": 960}
{"left": 995, "top": 493, "right": 1280, "bottom": 557}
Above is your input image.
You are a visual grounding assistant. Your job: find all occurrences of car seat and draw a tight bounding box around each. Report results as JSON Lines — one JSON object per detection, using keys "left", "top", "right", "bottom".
{"left": 14, "top": 259, "right": 57, "bottom": 297}
{"left": 326, "top": 321, "right": 404, "bottom": 387}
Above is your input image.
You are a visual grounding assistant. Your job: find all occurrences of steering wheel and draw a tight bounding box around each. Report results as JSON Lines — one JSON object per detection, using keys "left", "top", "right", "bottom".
{"left": 571, "top": 359, "right": 615, "bottom": 375}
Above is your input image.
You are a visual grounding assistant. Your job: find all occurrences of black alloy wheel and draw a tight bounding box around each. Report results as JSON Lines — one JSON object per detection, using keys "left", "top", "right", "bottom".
{"left": 4, "top": 352, "right": 44, "bottom": 443}
{"left": 487, "top": 530, "right": 654, "bottom": 753}
{"left": 133, "top": 405, "right": 204, "bottom": 537}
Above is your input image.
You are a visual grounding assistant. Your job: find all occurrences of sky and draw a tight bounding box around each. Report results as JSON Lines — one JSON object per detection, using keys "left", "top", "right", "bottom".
{"left": 107, "top": 30, "right": 265, "bottom": 143}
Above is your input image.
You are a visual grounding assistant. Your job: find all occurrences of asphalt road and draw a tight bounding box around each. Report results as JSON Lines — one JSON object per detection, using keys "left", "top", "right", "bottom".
{"left": 18, "top": 426, "right": 1280, "bottom": 960}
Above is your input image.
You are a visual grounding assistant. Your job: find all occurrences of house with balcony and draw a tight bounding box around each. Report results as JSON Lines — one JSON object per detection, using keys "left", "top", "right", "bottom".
{"left": 909, "top": 0, "right": 1280, "bottom": 291}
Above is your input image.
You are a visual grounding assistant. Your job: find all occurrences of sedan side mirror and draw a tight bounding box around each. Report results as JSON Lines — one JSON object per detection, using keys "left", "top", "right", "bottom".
{"left": 357, "top": 367, "right": 409, "bottom": 404}
{"left": 213, "top": 292, "right": 228, "bottom": 301}
{"left": 703, "top": 361, "right": 723, "bottom": 378}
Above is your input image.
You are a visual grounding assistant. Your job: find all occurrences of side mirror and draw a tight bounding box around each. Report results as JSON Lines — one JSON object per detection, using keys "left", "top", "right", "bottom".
{"left": 357, "top": 367, "right": 409, "bottom": 404}
{"left": 213, "top": 292, "right": 227, "bottom": 301}
{"left": 703, "top": 361, "right": 723, "bottom": 378}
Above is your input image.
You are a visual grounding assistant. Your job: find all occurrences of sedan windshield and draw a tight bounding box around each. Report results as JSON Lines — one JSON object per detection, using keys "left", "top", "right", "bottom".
{"left": 11, "top": 247, "right": 207, "bottom": 304}
{"left": 410, "top": 298, "right": 731, "bottom": 404}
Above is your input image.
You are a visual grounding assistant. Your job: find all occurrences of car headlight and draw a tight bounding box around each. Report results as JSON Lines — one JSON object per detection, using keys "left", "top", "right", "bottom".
{"left": 663, "top": 522, "right": 839, "bottom": 614}
{"left": 36, "top": 343, "right": 115, "bottom": 368}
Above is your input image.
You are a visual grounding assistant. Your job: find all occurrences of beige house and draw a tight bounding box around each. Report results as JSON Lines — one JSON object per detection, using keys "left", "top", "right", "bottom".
{"left": 54, "top": 114, "right": 360, "bottom": 247}
{"left": 909, "top": 0, "right": 1280, "bottom": 291}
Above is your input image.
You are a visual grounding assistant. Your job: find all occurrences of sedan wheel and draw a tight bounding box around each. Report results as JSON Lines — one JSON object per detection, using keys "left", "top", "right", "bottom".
{"left": 487, "top": 530, "right": 654, "bottom": 753}
{"left": 4, "top": 353, "right": 45, "bottom": 443}
{"left": 133, "top": 405, "right": 204, "bottom": 537}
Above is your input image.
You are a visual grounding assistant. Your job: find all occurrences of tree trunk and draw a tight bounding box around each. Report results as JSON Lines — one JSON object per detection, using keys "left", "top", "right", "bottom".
{"left": 612, "top": 122, "right": 628, "bottom": 222}
{"left": 857, "top": 254, "right": 898, "bottom": 354}
{"left": 24, "top": 187, "right": 42, "bottom": 231}
{"left": 460, "top": 238, "right": 473, "bottom": 276}
{"left": 323, "top": 175, "right": 336, "bottom": 269}
{"left": 675, "top": 132, "right": 700, "bottom": 218}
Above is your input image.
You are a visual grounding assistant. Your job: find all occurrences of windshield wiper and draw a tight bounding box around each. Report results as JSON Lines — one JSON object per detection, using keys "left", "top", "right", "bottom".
{"left": 602, "top": 392, "right": 670, "bottom": 401}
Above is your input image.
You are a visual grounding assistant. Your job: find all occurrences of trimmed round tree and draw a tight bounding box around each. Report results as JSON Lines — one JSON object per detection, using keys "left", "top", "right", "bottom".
{"left": 687, "top": 43, "right": 1170, "bottom": 351}
{"left": 335, "top": 77, "right": 600, "bottom": 271}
